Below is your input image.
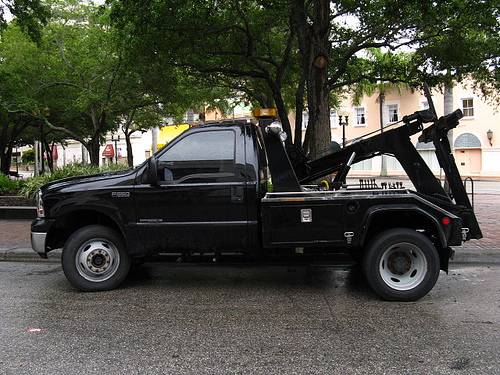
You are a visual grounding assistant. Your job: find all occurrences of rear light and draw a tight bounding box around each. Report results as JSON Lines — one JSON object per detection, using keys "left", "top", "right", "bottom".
{"left": 441, "top": 216, "right": 450, "bottom": 225}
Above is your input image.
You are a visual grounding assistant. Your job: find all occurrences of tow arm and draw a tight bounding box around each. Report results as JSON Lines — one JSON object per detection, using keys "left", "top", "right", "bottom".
{"left": 291, "top": 85, "right": 482, "bottom": 242}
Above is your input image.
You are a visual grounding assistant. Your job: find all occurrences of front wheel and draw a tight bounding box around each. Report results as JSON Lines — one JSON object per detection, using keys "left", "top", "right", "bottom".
{"left": 62, "top": 225, "right": 131, "bottom": 291}
{"left": 362, "top": 228, "right": 440, "bottom": 301}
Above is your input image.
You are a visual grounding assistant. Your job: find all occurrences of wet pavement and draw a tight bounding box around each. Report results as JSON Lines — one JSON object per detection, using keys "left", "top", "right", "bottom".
{"left": 0, "top": 262, "right": 499, "bottom": 374}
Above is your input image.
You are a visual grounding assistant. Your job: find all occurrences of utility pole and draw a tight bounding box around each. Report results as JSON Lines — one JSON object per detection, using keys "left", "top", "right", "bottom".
{"left": 152, "top": 127, "right": 159, "bottom": 154}
{"left": 34, "top": 141, "right": 39, "bottom": 176}
{"left": 111, "top": 134, "right": 120, "bottom": 164}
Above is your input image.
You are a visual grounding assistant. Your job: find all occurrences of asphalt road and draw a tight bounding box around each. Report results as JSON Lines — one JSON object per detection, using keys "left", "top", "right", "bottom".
{"left": 0, "top": 262, "right": 499, "bottom": 375}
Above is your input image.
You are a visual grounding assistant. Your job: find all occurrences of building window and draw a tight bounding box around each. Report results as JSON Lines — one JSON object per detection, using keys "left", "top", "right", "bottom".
{"left": 330, "top": 110, "right": 338, "bottom": 128}
{"left": 355, "top": 107, "right": 366, "bottom": 126}
{"left": 462, "top": 98, "right": 474, "bottom": 117}
{"left": 388, "top": 104, "right": 399, "bottom": 122}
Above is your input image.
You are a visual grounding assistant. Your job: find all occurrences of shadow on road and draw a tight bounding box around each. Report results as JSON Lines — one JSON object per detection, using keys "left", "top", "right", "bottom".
{"left": 122, "top": 262, "right": 375, "bottom": 298}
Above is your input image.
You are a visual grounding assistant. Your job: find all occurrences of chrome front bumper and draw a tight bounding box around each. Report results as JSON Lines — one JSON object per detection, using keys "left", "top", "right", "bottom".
{"left": 31, "top": 232, "right": 47, "bottom": 254}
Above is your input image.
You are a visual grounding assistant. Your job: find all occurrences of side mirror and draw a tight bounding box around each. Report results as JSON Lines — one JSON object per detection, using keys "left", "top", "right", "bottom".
{"left": 146, "top": 157, "right": 158, "bottom": 185}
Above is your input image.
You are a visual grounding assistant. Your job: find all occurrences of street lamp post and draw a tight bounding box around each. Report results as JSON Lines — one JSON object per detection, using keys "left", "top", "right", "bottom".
{"left": 339, "top": 115, "right": 349, "bottom": 147}
{"left": 111, "top": 134, "right": 120, "bottom": 164}
{"left": 15, "top": 146, "right": 19, "bottom": 174}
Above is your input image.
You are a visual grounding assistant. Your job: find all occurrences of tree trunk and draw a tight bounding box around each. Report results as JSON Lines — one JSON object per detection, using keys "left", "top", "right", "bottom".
{"left": 0, "top": 148, "right": 12, "bottom": 175}
{"left": 303, "top": 0, "right": 331, "bottom": 160}
{"left": 271, "top": 87, "right": 292, "bottom": 147}
{"left": 307, "top": 65, "right": 330, "bottom": 159}
{"left": 125, "top": 132, "right": 134, "bottom": 168}
{"left": 86, "top": 110, "right": 106, "bottom": 166}
{"left": 0, "top": 133, "right": 11, "bottom": 174}
{"left": 43, "top": 140, "right": 54, "bottom": 173}
{"left": 87, "top": 137, "right": 101, "bottom": 166}
{"left": 294, "top": 72, "right": 306, "bottom": 146}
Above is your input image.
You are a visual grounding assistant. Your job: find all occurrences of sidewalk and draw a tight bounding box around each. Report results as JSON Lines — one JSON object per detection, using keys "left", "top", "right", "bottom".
{"left": 1, "top": 220, "right": 499, "bottom": 264}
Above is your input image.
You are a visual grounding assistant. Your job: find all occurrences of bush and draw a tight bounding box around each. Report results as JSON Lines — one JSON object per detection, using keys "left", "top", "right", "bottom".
{"left": 20, "top": 163, "right": 130, "bottom": 199}
{"left": 21, "top": 149, "right": 35, "bottom": 165}
{"left": 0, "top": 173, "right": 22, "bottom": 195}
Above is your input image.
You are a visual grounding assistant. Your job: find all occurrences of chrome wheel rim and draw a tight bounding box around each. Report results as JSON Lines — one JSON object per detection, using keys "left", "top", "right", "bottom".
{"left": 379, "top": 242, "right": 427, "bottom": 291}
{"left": 75, "top": 238, "right": 120, "bottom": 282}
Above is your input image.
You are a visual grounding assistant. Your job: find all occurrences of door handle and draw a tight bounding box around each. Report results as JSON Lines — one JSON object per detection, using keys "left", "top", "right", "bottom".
{"left": 231, "top": 186, "right": 244, "bottom": 202}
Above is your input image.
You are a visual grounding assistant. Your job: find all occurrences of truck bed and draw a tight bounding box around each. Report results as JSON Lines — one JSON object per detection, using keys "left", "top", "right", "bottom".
{"left": 260, "top": 188, "right": 459, "bottom": 250}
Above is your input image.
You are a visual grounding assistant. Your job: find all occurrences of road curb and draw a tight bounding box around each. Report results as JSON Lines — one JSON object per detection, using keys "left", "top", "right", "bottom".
{"left": 0, "top": 248, "right": 61, "bottom": 263}
{"left": 0, "top": 206, "right": 37, "bottom": 220}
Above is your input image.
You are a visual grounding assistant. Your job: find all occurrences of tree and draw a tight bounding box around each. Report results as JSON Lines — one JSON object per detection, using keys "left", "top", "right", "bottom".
{"left": 110, "top": 0, "right": 299, "bottom": 147}
{"left": 39, "top": 1, "right": 215, "bottom": 166}
{"left": 291, "top": 0, "right": 499, "bottom": 157}
{"left": 2, "top": 1, "right": 216, "bottom": 171}
{"left": 0, "top": 0, "right": 48, "bottom": 41}
{"left": 35, "top": 3, "right": 130, "bottom": 165}
{"left": 113, "top": 0, "right": 498, "bottom": 161}
{"left": 0, "top": 25, "right": 43, "bottom": 173}
{"left": 119, "top": 107, "right": 165, "bottom": 167}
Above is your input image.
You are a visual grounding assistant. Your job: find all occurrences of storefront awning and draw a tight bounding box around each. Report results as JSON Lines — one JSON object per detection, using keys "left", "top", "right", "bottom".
{"left": 102, "top": 144, "right": 115, "bottom": 158}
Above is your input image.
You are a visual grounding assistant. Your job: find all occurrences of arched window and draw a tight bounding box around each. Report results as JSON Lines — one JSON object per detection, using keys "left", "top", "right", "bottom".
{"left": 454, "top": 133, "right": 481, "bottom": 149}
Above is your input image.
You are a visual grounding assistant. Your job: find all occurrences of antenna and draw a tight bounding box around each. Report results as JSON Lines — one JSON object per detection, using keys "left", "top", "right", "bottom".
{"left": 423, "top": 83, "right": 438, "bottom": 121}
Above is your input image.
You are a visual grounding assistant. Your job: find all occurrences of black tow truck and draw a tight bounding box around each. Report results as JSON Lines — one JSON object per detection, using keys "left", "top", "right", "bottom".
{"left": 31, "top": 86, "right": 481, "bottom": 300}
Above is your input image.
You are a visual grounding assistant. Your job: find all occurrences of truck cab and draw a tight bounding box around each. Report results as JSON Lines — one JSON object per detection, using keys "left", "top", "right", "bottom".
{"left": 31, "top": 91, "right": 482, "bottom": 301}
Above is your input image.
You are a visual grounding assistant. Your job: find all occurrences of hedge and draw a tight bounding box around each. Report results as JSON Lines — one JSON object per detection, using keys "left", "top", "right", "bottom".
{"left": 20, "top": 163, "right": 129, "bottom": 199}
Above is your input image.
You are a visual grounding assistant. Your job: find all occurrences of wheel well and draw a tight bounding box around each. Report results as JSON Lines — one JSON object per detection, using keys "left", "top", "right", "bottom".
{"left": 47, "top": 210, "right": 123, "bottom": 250}
{"left": 361, "top": 210, "right": 444, "bottom": 249}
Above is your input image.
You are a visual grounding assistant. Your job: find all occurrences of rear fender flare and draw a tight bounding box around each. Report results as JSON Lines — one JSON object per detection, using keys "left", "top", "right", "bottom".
{"left": 359, "top": 205, "right": 447, "bottom": 248}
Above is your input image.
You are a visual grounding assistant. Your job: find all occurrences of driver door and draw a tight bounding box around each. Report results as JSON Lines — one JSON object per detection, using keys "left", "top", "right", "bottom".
{"left": 134, "top": 128, "right": 249, "bottom": 253}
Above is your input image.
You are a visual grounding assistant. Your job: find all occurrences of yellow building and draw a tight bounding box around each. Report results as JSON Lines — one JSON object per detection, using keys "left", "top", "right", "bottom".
{"left": 157, "top": 124, "right": 191, "bottom": 151}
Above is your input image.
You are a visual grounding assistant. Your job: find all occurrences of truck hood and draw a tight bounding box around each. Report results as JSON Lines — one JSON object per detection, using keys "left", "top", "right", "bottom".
{"left": 41, "top": 169, "right": 135, "bottom": 195}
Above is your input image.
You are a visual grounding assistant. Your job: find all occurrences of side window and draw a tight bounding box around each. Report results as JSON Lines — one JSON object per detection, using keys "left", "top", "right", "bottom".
{"left": 158, "top": 130, "right": 236, "bottom": 183}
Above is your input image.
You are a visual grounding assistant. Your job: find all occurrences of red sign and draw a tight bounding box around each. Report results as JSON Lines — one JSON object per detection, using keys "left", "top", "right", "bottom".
{"left": 102, "top": 144, "right": 115, "bottom": 158}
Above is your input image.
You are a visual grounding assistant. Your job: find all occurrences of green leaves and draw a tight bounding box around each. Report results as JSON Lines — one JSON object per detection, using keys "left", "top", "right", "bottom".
{"left": 19, "top": 162, "right": 129, "bottom": 198}
{"left": 0, "top": 0, "right": 49, "bottom": 42}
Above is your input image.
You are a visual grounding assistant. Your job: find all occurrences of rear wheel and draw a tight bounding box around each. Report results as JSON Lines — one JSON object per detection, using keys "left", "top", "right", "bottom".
{"left": 62, "top": 225, "right": 131, "bottom": 291}
{"left": 362, "top": 228, "right": 440, "bottom": 301}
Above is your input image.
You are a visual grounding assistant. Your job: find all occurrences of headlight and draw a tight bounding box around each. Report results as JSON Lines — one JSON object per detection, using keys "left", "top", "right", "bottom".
{"left": 36, "top": 190, "right": 45, "bottom": 218}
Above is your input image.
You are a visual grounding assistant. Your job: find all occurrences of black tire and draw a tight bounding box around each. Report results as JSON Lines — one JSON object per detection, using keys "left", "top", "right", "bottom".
{"left": 62, "top": 225, "right": 131, "bottom": 292}
{"left": 362, "top": 228, "right": 440, "bottom": 301}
